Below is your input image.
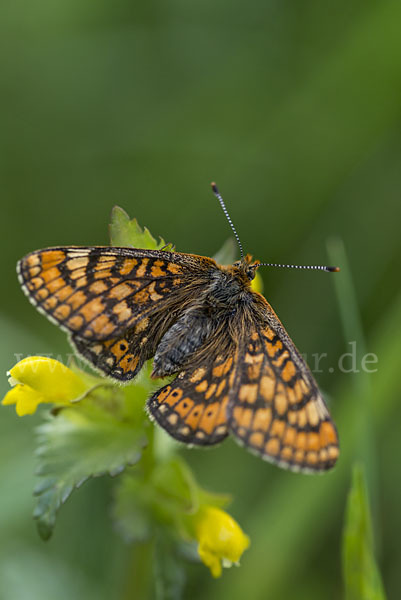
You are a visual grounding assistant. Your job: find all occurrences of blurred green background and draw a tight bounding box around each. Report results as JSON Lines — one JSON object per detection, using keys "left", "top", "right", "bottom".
{"left": 1, "top": 1, "right": 401, "bottom": 598}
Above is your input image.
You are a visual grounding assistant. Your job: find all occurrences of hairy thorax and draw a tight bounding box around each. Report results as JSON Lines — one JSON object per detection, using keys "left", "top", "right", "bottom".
{"left": 152, "top": 263, "right": 256, "bottom": 378}
{"left": 207, "top": 264, "right": 253, "bottom": 308}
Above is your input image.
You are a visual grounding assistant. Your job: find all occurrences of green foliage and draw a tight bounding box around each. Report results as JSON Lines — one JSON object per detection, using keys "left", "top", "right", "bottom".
{"left": 34, "top": 386, "right": 147, "bottom": 540}
{"left": 342, "top": 465, "right": 386, "bottom": 600}
{"left": 151, "top": 457, "right": 230, "bottom": 520}
{"left": 109, "top": 206, "right": 173, "bottom": 250}
{"left": 329, "top": 239, "right": 386, "bottom": 599}
{"left": 112, "top": 456, "right": 230, "bottom": 543}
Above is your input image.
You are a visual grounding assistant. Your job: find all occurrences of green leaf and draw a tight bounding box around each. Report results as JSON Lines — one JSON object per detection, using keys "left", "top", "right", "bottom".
{"left": 34, "top": 398, "right": 147, "bottom": 540}
{"left": 342, "top": 464, "right": 387, "bottom": 600}
{"left": 109, "top": 206, "right": 172, "bottom": 250}
{"left": 212, "top": 237, "right": 237, "bottom": 265}
{"left": 197, "top": 486, "right": 231, "bottom": 510}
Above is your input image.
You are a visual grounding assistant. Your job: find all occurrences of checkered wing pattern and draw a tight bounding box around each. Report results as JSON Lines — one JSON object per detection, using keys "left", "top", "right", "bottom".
{"left": 17, "top": 246, "right": 214, "bottom": 340}
{"left": 228, "top": 321, "right": 339, "bottom": 473}
{"left": 70, "top": 316, "right": 163, "bottom": 382}
{"left": 147, "top": 348, "right": 237, "bottom": 445}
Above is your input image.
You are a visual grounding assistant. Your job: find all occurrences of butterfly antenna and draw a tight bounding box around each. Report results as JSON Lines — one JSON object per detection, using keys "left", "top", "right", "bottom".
{"left": 258, "top": 262, "right": 340, "bottom": 273}
{"left": 211, "top": 182, "right": 244, "bottom": 259}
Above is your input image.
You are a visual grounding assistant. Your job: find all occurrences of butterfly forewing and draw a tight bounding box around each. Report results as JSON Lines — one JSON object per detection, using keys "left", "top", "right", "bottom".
{"left": 18, "top": 247, "right": 214, "bottom": 341}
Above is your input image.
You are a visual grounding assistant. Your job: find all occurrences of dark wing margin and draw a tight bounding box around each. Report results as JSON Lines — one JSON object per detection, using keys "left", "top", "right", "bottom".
{"left": 228, "top": 320, "right": 339, "bottom": 473}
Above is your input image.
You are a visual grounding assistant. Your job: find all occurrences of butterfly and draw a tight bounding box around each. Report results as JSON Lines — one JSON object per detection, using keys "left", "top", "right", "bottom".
{"left": 17, "top": 184, "right": 339, "bottom": 473}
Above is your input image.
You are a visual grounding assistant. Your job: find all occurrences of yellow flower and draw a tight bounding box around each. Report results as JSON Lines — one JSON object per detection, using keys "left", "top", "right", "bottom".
{"left": 251, "top": 270, "right": 264, "bottom": 294}
{"left": 193, "top": 506, "right": 250, "bottom": 578}
{"left": 3, "top": 356, "right": 89, "bottom": 416}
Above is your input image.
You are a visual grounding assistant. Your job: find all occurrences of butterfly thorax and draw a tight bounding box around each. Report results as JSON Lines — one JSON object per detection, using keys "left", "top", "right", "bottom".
{"left": 232, "top": 253, "right": 260, "bottom": 281}
{"left": 151, "top": 257, "right": 260, "bottom": 378}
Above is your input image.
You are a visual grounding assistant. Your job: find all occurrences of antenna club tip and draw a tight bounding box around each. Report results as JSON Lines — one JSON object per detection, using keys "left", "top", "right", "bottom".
{"left": 210, "top": 182, "right": 219, "bottom": 194}
{"left": 328, "top": 266, "right": 340, "bottom": 272}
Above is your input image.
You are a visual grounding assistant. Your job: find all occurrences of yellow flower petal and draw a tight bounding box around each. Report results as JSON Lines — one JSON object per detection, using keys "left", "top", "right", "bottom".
{"left": 194, "top": 506, "right": 250, "bottom": 578}
{"left": 2, "top": 385, "right": 44, "bottom": 416}
{"left": 251, "top": 270, "right": 264, "bottom": 294}
{"left": 3, "top": 357, "right": 89, "bottom": 416}
{"left": 9, "top": 357, "right": 88, "bottom": 400}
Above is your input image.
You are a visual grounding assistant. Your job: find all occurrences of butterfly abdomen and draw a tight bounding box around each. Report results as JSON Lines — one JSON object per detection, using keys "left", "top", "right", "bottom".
{"left": 152, "top": 309, "right": 217, "bottom": 378}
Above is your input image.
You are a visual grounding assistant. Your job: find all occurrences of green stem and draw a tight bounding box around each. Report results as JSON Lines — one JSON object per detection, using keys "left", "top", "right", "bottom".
{"left": 121, "top": 394, "right": 156, "bottom": 599}
{"left": 121, "top": 540, "right": 154, "bottom": 600}
{"left": 326, "top": 237, "right": 379, "bottom": 529}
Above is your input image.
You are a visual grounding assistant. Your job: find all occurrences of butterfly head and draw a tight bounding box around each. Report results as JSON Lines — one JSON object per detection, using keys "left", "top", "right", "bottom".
{"left": 233, "top": 254, "right": 260, "bottom": 281}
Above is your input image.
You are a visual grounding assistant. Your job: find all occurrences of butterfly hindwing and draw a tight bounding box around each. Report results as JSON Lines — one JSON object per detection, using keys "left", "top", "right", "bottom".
{"left": 228, "top": 319, "right": 339, "bottom": 473}
{"left": 17, "top": 246, "right": 215, "bottom": 341}
{"left": 70, "top": 302, "right": 185, "bottom": 381}
{"left": 147, "top": 347, "right": 237, "bottom": 446}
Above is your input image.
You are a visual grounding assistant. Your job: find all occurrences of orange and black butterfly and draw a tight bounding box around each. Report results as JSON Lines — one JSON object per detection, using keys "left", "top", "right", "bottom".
{"left": 17, "top": 184, "right": 339, "bottom": 473}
